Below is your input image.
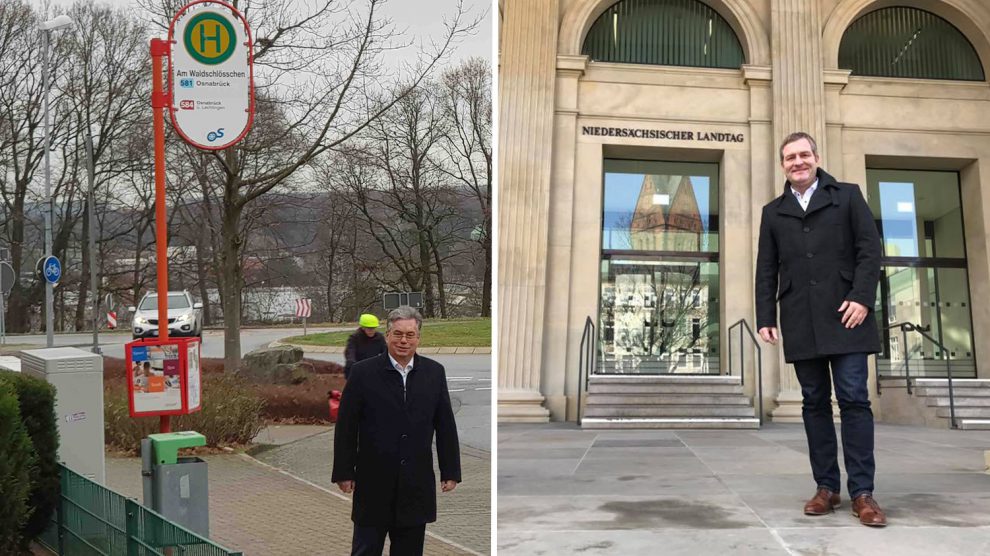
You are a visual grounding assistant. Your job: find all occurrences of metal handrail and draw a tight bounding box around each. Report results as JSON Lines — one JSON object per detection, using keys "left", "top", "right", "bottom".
{"left": 577, "top": 316, "right": 596, "bottom": 425}
{"left": 883, "top": 321, "right": 958, "bottom": 429}
{"left": 727, "top": 318, "right": 763, "bottom": 426}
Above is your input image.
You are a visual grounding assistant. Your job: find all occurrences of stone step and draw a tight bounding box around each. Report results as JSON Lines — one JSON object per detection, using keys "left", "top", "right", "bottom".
{"left": 586, "top": 394, "right": 752, "bottom": 406}
{"left": 588, "top": 384, "right": 745, "bottom": 395}
{"left": 583, "top": 405, "right": 757, "bottom": 418}
{"left": 589, "top": 375, "right": 741, "bottom": 385}
{"left": 925, "top": 397, "right": 990, "bottom": 407}
{"left": 581, "top": 417, "right": 760, "bottom": 430}
{"left": 935, "top": 407, "right": 990, "bottom": 418}
{"left": 915, "top": 388, "right": 990, "bottom": 397}
{"left": 959, "top": 419, "right": 990, "bottom": 430}
{"left": 913, "top": 379, "right": 990, "bottom": 388}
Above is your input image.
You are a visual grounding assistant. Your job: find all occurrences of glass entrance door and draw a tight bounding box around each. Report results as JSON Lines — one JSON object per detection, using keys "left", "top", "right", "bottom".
{"left": 598, "top": 160, "right": 719, "bottom": 374}
{"left": 868, "top": 169, "right": 976, "bottom": 378}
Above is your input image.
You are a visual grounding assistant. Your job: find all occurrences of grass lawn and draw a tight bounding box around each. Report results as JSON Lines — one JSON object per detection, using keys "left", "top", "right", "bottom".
{"left": 282, "top": 317, "right": 491, "bottom": 347}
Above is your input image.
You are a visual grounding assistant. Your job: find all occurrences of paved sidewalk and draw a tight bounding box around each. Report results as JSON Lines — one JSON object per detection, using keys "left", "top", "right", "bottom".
{"left": 253, "top": 429, "right": 491, "bottom": 554}
{"left": 252, "top": 424, "right": 331, "bottom": 446}
{"left": 106, "top": 449, "right": 479, "bottom": 555}
{"left": 498, "top": 422, "right": 990, "bottom": 555}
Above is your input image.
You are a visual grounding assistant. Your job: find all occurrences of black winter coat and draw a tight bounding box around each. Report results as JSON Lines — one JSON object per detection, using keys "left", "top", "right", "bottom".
{"left": 755, "top": 168, "right": 882, "bottom": 362}
{"left": 331, "top": 353, "right": 461, "bottom": 527}
{"left": 344, "top": 329, "right": 387, "bottom": 379}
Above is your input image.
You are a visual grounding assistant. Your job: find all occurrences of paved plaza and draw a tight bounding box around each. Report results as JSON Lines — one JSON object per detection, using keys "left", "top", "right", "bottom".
{"left": 498, "top": 422, "right": 990, "bottom": 555}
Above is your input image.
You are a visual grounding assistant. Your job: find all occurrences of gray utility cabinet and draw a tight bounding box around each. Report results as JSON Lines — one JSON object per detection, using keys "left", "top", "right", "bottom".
{"left": 22, "top": 347, "right": 105, "bottom": 484}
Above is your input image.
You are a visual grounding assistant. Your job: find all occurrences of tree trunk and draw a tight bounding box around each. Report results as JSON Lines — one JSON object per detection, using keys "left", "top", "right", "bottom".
{"left": 429, "top": 233, "right": 448, "bottom": 318}
{"left": 417, "top": 230, "right": 434, "bottom": 317}
{"left": 6, "top": 282, "right": 42, "bottom": 332}
{"left": 481, "top": 218, "right": 491, "bottom": 316}
{"left": 194, "top": 214, "right": 212, "bottom": 325}
{"left": 325, "top": 249, "right": 335, "bottom": 322}
{"left": 5, "top": 181, "right": 34, "bottom": 332}
{"left": 195, "top": 153, "right": 216, "bottom": 325}
{"left": 132, "top": 224, "right": 144, "bottom": 305}
{"left": 220, "top": 170, "right": 244, "bottom": 372}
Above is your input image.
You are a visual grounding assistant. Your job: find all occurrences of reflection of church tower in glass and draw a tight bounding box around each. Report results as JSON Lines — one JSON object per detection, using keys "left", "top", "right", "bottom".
{"left": 629, "top": 174, "right": 703, "bottom": 252}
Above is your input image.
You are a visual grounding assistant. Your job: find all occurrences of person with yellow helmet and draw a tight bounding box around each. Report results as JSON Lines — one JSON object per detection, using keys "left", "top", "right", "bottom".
{"left": 344, "top": 313, "right": 386, "bottom": 379}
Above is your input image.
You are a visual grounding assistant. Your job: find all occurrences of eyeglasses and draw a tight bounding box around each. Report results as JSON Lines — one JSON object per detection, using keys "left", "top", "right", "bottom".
{"left": 389, "top": 331, "right": 419, "bottom": 340}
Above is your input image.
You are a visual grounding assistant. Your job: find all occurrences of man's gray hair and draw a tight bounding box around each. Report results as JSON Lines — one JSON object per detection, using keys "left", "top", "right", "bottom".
{"left": 779, "top": 131, "right": 818, "bottom": 162}
{"left": 387, "top": 306, "right": 423, "bottom": 331}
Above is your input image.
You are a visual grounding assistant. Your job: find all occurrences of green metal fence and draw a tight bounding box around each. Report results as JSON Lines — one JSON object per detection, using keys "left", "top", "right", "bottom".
{"left": 37, "top": 464, "right": 241, "bottom": 556}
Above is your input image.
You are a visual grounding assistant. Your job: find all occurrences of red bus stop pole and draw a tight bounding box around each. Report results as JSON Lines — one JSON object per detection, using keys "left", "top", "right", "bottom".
{"left": 151, "top": 38, "right": 171, "bottom": 434}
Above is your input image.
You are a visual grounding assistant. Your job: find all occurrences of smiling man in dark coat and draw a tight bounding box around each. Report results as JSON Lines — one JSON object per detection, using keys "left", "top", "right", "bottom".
{"left": 756, "top": 132, "right": 886, "bottom": 527}
{"left": 332, "top": 305, "right": 461, "bottom": 555}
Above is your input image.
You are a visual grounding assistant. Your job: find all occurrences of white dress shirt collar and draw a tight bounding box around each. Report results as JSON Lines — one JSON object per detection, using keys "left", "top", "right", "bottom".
{"left": 388, "top": 353, "right": 414, "bottom": 385}
{"left": 791, "top": 179, "right": 819, "bottom": 211}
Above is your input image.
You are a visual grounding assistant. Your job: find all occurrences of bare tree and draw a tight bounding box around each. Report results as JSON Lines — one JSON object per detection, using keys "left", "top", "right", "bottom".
{"left": 0, "top": 0, "right": 73, "bottom": 332}
{"left": 439, "top": 57, "right": 491, "bottom": 315}
{"left": 136, "top": 0, "right": 480, "bottom": 370}
{"left": 61, "top": 1, "right": 150, "bottom": 330}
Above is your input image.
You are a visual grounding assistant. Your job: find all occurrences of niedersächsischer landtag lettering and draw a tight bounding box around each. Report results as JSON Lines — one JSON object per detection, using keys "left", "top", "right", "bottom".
{"left": 581, "top": 126, "right": 745, "bottom": 143}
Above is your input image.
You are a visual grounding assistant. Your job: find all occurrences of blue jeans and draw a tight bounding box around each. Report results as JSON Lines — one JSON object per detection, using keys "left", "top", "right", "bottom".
{"left": 793, "top": 353, "right": 875, "bottom": 499}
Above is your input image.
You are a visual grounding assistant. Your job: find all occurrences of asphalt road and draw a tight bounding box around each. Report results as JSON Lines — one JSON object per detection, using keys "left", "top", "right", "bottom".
{"left": 4, "top": 326, "right": 350, "bottom": 359}
{"left": 9, "top": 328, "right": 492, "bottom": 452}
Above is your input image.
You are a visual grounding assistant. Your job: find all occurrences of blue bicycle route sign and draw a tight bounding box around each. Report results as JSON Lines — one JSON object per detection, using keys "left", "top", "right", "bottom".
{"left": 43, "top": 255, "right": 61, "bottom": 284}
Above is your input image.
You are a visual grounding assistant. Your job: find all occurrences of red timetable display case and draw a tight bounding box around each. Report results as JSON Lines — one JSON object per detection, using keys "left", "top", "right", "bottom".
{"left": 126, "top": 337, "right": 202, "bottom": 418}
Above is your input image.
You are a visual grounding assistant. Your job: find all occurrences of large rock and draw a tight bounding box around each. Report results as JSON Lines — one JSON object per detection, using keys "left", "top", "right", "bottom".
{"left": 272, "top": 362, "right": 315, "bottom": 385}
{"left": 240, "top": 345, "right": 304, "bottom": 383}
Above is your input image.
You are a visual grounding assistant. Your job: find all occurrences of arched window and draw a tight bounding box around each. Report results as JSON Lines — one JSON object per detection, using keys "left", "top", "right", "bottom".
{"left": 839, "top": 7, "right": 984, "bottom": 81}
{"left": 582, "top": 0, "right": 744, "bottom": 69}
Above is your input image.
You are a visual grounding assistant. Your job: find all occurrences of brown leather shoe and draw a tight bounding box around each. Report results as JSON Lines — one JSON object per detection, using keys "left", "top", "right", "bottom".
{"left": 803, "top": 488, "right": 840, "bottom": 515}
{"left": 852, "top": 494, "right": 887, "bottom": 527}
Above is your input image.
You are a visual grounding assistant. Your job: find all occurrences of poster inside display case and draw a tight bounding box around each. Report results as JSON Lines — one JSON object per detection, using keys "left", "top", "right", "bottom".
{"left": 130, "top": 344, "right": 183, "bottom": 413}
{"left": 126, "top": 337, "right": 202, "bottom": 417}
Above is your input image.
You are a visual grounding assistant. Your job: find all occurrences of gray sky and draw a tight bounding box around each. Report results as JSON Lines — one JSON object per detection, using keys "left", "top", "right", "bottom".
{"left": 36, "top": 0, "right": 492, "bottom": 64}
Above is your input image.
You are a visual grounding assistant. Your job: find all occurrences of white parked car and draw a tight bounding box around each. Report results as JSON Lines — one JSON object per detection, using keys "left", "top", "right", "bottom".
{"left": 130, "top": 290, "right": 203, "bottom": 339}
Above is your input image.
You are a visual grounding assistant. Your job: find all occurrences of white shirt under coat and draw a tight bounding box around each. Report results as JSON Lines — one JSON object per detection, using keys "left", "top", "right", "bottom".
{"left": 791, "top": 179, "right": 819, "bottom": 211}
{"left": 388, "top": 354, "right": 414, "bottom": 386}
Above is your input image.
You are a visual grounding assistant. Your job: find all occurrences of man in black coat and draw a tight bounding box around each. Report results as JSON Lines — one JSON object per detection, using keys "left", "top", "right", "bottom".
{"left": 332, "top": 306, "right": 461, "bottom": 555}
{"left": 756, "top": 132, "right": 886, "bottom": 527}
{"left": 344, "top": 313, "right": 387, "bottom": 379}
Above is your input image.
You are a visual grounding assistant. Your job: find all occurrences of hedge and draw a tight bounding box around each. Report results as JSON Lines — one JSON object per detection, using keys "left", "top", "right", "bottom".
{"left": 106, "top": 372, "right": 265, "bottom": 453}
{"left": 0, "top": 372, "right": 60, "bottom": 549}
{"left": 0, "top": 380, "right": 35, "bottom": 553}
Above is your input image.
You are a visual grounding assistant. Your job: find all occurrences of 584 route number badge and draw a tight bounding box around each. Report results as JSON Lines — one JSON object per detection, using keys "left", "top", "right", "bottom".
{"left": 168, "top": 0, "right": 254, "bottom": 150}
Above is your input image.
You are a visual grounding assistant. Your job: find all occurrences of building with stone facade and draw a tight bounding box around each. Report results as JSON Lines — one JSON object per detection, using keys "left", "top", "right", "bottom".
{"left": 498, "top": 0, "right": 990, "bottom": 428}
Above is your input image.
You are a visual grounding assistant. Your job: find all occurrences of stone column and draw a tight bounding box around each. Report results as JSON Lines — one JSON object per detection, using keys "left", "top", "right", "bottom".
{"left": 770, "top": 0, "right": 827, "bottom": 158}
{"left": 769, "top": 0, "right": 828, "bottom": 422}
{"left": 497, "top": 0, "right": 557, "bottom": 422}
{"left": 743, "top": 65, "right": 775, "bottom": 419}
{"left": 542, "top": 55, "right": 588, "bottom": 421}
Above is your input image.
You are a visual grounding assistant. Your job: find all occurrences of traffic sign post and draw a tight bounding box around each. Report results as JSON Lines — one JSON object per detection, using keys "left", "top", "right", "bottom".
{"left": 383, "top": 291, "right": 425, "bottom": 311}
{"left": 137, "top": 1, "right": 253, "bottom": 434}
{"left": 295, "top": 298, "right": 312, "bottom": 336}
{"left": 43, "top": 255, "right": 61, "bottom": 284}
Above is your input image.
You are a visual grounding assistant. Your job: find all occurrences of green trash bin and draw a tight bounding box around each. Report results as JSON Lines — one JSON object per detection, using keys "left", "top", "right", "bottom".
{"left": 141, "top": 431, "right": 210, "bottom": 537}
